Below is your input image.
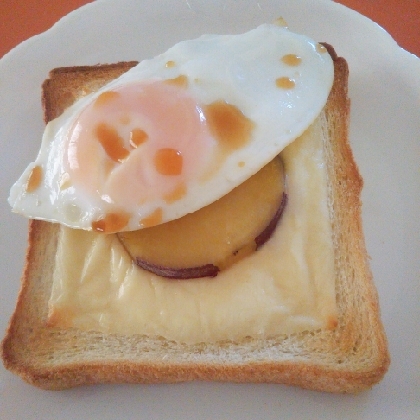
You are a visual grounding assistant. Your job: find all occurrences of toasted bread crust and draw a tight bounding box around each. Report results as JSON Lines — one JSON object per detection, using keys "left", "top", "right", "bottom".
{"left": 1, "top": 52, "right": 389, "bottom": 392}
{"left": 41, "top": 61, "right": 138, "bottom": 123}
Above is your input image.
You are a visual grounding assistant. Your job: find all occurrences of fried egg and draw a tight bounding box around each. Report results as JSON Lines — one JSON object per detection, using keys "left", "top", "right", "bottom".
{"left": 9, "top": 23, "right": 334, "bottom": 233}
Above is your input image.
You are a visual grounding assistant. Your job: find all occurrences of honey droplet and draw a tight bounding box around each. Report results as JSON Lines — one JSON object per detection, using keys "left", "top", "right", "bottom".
{"left": 274, "top": 16, "right": 288, "bottom": 28}
{"left": 238, "top": 161, "right": 245, "bottom": 168}
{"left": 316, "top": 43, "right": 327, "bottom": 54}
{"left": 94, "top": 91, "right": 121, "bottom": 107}
{"left": 165, "top": 60, "right": 176, "bottom": 68}
{"left": 26, "top": 165, "right": 42, "bottom": 193}
{"left": 140, "top": 207, "right": 163, "bottom": 228}
{"left": 276, "top": 77, "right": 295, "bottom": 89}
{"left": 92, "top": 212, "right": 130, "bottom": 233}
{"left": 164, "top": 182, "right": 187, "bottom": 203}
{"left": 95, "top": 122, "right": 130, "bottom": 162}
{"left": 130, "top": 128, "right": 148, "bottom": 148}
{"left": 164, "top": 74, "right": 188, "bottom": 88}
{"left": 154, "top": 148, "right": 183, "bottom": 175}
{"left": 281, "top": 54, "right": 302, "bottom": 66}
{"left": 204, "top": 101, "right": 254, "bottom": 150}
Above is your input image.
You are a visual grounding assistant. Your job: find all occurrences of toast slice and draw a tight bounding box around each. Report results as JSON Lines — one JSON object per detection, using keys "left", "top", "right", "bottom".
{"left": 1, "top": 47, "right": 390, "bottom": 392}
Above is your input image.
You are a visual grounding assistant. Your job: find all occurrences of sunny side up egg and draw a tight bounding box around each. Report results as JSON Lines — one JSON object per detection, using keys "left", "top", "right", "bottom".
{"left": 9, "top": 23, "right": 334, "bottom": 233}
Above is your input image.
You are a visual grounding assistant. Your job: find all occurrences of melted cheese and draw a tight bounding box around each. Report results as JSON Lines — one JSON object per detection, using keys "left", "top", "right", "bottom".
{"left": 47, "top": 116, "right": 337, "bottom": 344}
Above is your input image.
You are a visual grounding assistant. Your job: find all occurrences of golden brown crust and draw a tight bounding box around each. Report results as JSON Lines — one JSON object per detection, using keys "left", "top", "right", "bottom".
{"left": 41, "top": 61, "right": 138, "bottom": 122}
{"left": 1, "top": 50, "right": 389, "bottom": 392}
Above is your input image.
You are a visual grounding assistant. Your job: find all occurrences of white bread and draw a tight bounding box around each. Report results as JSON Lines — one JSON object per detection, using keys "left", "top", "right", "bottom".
{"left": 1, "top": 46, "right": 390, "bottom": 392}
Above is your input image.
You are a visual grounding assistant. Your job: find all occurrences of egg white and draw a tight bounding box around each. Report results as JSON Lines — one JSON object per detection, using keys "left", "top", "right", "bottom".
{"left": 9, "top": 24, "right": 334, "bottom": 232}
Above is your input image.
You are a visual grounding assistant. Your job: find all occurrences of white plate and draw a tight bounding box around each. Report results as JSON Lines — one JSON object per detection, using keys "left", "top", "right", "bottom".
{"left": 0, "top": 0, "right": 419, "bottom": 418}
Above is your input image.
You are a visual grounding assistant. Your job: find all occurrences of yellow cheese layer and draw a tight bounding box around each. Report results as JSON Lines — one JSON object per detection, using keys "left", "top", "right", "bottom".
{"left": 48, "top": 116, "right": 337, "bottom": 344}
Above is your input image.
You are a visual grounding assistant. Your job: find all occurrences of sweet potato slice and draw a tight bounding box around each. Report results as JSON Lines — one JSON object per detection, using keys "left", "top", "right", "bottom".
{"left": 118, "top": 157, "right": 286, "bottom": 278}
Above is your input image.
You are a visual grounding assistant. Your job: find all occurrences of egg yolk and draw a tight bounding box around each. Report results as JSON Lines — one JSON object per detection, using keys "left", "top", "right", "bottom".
{"left": 66, "top": 81, "right": 215, "bottom": 211}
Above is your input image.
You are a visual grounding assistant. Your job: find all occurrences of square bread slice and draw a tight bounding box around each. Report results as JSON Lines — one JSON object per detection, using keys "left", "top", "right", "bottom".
{"left": 1, "top": 48, "right": 389, "bottom": 392}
